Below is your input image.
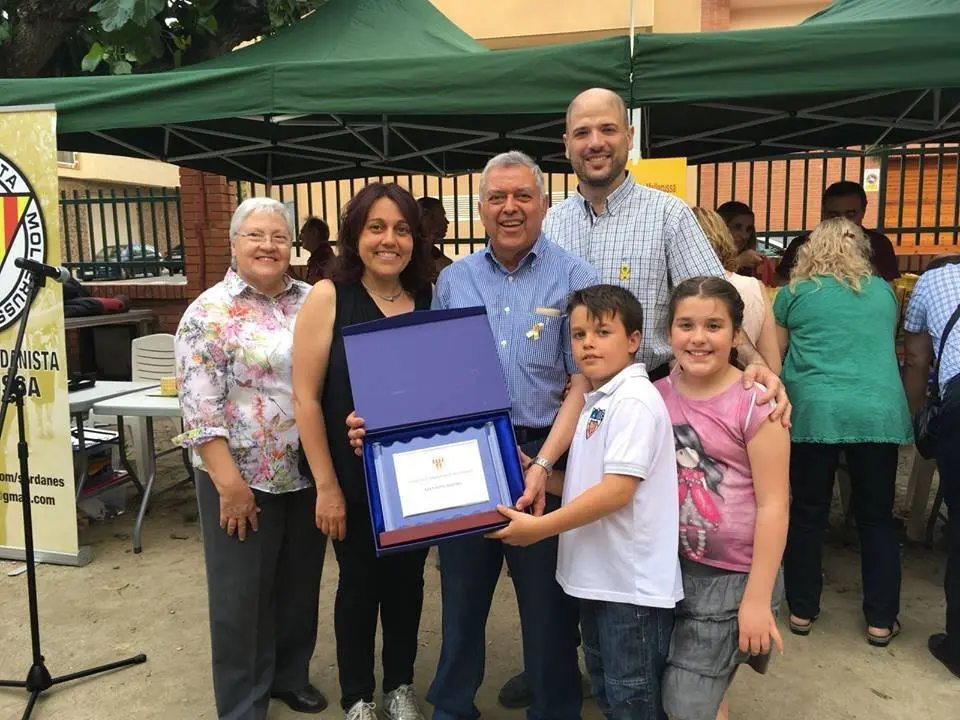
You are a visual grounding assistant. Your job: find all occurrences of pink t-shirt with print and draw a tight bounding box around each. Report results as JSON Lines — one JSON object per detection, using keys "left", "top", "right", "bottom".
{"left": 654, "top": 376, "right": 773, "bottom": 573}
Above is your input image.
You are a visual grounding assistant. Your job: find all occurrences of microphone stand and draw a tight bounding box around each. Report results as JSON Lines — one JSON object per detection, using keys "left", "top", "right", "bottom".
{"left": 0, "top": 269, "right": 146, "bottom": 719}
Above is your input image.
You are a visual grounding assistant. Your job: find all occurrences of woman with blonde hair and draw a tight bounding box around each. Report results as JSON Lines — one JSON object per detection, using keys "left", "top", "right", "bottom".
{"left": 692, "top": 207, "right": 780, "bottom": 372}
{"left": 774, "top": 217, "right": 912, "bottom": 647}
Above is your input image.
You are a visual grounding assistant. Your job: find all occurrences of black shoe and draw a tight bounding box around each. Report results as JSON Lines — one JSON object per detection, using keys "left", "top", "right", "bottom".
{"left": 271, "top": 684, "right": 329, "bottom": 713}
{"left": 498, "top": 672, "right": 532, "bottom": 709}
{"left": 929, "top": 633, "right": 960, "bottom": 679}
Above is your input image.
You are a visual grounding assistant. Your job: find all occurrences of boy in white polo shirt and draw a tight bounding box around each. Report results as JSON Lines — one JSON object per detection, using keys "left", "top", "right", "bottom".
{"left": 491, "top": 284, "right": 681, "bottom": 720}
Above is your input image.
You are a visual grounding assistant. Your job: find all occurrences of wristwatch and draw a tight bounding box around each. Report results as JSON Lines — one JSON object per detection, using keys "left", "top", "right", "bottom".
{"left": 531, "top": 455, "right": 554, "bottom": 477}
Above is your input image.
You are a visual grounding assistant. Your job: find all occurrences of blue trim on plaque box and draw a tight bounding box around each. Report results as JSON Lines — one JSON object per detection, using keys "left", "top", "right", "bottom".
{"left": 343, "top": 307, "right": 525, "bottom": 555}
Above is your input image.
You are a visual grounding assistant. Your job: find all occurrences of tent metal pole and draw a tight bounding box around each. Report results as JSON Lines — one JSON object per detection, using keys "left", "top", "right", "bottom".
{"left": 629, "top": 0, "right": 642, "bottom": 161}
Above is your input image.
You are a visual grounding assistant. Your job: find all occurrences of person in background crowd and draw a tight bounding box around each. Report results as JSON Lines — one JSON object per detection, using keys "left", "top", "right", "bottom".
{"left": 293, "top": 183, "right": 435, "bottom": 720}
{"left": 175, "top": 197, "right": 328, "bottom": 719}
{"left": 903, "top": 254, "right": 960, "bottom": 679}
{"left": 418, "top": 196, "right": 454, "bottom": 280}
{"left": 775, "top": 218, "right": 911, "bottom": 648}
{"left": 716, "top": 201, "right": 773, "bottom": 281}
{"left": 775, "top": 181, "right": 900, "bottom": 285}
{"left": 300, "top": 216, "right": 334, "bottom": 284}
{"left": 498, "top": 85, "right": 791, "bottom": 710}
{"left": 693, "top": 207, "right": 780, "bottom": 372}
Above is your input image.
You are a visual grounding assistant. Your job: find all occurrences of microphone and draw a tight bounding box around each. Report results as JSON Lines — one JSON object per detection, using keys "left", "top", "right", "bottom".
{"left": 14, "top": 257, "right": 71, "bottom": 284}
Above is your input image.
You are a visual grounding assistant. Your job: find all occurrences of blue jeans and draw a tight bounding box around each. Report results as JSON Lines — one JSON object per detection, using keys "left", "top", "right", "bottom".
{"left": 426, "top": 522, "right": 581, "bottom": 720}
{"left": 580, "top": 599, "right": 674, "bottom": 720}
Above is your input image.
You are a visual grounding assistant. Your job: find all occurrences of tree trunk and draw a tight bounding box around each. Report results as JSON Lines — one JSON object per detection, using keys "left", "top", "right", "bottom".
{"left": 0, "top": 0, "right": 99, "bottom": 77}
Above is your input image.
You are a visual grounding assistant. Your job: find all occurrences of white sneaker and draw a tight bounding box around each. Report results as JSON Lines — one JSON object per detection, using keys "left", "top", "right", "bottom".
{"left": 383, "top": 684, "right": 425, "bottom": 720}
{"left": 345, "top": 700, "right": 377, "bottom": 720}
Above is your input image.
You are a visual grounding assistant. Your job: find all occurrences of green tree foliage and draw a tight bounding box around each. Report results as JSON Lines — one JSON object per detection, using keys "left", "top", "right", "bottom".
{"left": 0, "top": 0, "right": 325, "bottom": 77}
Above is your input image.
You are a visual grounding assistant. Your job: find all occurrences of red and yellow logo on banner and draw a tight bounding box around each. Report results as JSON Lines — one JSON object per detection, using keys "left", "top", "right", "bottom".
{"left": 1, "top": 195, "right": 31, "bottom": 261}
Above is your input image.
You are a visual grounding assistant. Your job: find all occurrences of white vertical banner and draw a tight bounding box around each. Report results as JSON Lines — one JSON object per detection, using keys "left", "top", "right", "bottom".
{"left": 0, "top": 105, "right": 86, "bottom": 565}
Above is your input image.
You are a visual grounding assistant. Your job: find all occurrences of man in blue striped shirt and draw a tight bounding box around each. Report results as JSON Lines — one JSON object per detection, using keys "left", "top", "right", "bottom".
{"left": 423, "top": 151, "right": 597, "bottom": 720}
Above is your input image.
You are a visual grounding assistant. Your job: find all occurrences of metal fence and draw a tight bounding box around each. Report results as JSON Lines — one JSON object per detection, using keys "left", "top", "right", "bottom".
{"left": 236, "top": 173, "right": 579, "bottom": 258}
{"left": 694, "top": 144, "right": 960, "bottom": 272}
{"left": 59, "top": 187, "right": 183, "bottom": 280}
{"left": 62, "top": 144, "right": 960, "bottom": 282}
{"left": 238, "top": 144, "right": 960, "bottom": 272}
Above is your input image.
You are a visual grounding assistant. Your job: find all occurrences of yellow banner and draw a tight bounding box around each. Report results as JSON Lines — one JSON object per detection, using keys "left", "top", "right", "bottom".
{"left": 0, "top": 107, "right": 80, "bottom": 562}
{"left": 627, "top": 157, "right": 688, "bottom": 200}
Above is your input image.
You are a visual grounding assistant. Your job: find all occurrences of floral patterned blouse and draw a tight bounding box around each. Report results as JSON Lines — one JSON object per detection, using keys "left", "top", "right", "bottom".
{"left": 173, "top": 268, "right": 312, "bottom": 494}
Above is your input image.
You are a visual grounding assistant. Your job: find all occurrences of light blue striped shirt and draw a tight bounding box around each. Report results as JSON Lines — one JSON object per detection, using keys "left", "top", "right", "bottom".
{"left": 904, "top": 262, "right": 960, "bottom": 388}
{"left": 545, "top": 175, "right": 724, "bottom": 371}
{"left": 433, "top": 234, "right": 600, "bottom": 428}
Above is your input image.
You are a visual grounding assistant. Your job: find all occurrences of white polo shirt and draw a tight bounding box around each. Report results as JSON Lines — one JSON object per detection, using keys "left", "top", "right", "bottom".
{"left": 556, "top": 363, "right": 682, "bottom": 608}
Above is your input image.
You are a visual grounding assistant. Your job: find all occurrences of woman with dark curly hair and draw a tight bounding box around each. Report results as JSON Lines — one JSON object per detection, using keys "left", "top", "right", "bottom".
{"left": 292, "top": 182, "right": 434, "bottom": 720}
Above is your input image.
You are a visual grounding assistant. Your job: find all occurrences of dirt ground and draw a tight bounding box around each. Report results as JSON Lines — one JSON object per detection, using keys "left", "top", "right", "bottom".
{"left": 0, "top": 431, "right": 956, "bottom": 720}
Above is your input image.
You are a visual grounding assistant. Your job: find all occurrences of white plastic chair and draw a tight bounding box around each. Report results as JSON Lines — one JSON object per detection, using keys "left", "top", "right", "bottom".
{"left": 128, "top": 333, "right": 176, "bottom": 478}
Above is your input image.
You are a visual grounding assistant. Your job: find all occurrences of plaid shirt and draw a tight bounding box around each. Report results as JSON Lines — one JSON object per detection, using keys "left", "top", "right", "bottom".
{"left": 433, "top": 235, "right": 599, "bottom": 429}
{"left": 545, "top": 175, "right": 724, "bottom": 370}
{"left": 904, "top": 262, "right": 960, "bottom": 388}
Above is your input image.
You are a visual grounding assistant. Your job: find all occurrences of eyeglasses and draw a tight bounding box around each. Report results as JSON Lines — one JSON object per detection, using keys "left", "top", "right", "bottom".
{"left": 238, "top": 231, "right": 292, "bottom": 246}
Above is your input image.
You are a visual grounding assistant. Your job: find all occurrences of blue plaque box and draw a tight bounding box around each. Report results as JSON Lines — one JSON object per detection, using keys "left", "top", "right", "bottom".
{"left": 343, "top": 307, "right": 526, "bottom": 555}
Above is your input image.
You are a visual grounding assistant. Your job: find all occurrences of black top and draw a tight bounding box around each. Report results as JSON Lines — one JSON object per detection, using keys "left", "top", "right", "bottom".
{"left": 299, "top": 281, "right": 432, "bottom": 503}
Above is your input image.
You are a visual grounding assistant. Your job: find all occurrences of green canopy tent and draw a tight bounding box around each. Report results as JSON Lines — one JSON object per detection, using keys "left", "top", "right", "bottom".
{"left": 631, "top": 0, "right": 960, "bottom": 162}
{"left": 0, "top": 0, "right": 630, "bottom": 182}
{"left": 4, "top": 0, "right": 955, "bottom": 177}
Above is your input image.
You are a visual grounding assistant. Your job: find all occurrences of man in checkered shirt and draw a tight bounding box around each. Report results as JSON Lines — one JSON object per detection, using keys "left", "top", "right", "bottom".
{"left": 498, "top": 87, "right": 791, "bottom": 712}
{"left": 546, "top": 87, "right": 776, "bottom": 380}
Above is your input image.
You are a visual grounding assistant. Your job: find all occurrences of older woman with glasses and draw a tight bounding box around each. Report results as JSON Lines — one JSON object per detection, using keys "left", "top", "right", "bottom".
{"left": 175, "top": 197, "right": 328, "bottom": 719}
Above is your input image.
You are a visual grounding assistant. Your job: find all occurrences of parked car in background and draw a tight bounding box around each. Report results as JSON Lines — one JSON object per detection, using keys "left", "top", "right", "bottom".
{"left": 164, "top": 244, "right": 184, "bottom": 275}
{"left": 80, "top": 244, "right": 162, "bottom": 280}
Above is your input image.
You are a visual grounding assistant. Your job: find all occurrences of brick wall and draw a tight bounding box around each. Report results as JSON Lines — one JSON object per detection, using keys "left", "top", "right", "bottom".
{"left": 180, "top": 168, "right": 238, "bottom": 300}
{"left": 701, "top": 0, "right": 731, "bottom": 31}
{"left": 696, "top": 153, "right": 960, "bottom": 258}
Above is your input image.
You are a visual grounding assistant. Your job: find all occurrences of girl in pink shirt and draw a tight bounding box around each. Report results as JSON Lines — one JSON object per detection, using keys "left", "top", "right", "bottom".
{"left": 655, "top": 276, "right": 790, "bottom": 720}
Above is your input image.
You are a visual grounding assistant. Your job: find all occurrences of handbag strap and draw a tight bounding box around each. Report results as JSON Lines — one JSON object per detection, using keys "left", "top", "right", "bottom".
{"left": 932, "top": 302, "right": 960, "bottom": 395}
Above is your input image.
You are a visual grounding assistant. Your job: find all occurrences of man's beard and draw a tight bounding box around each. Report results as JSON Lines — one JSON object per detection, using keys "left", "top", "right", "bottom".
{"left": 577, "top": 157, "right": 627, "bottom": 189}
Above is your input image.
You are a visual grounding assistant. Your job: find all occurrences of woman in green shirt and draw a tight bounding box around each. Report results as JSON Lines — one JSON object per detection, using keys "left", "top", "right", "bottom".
{"left": 774, "top": 218, "right": 912, "bottom": 647}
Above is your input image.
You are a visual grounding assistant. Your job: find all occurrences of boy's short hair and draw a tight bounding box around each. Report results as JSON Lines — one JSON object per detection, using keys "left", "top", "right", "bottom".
{"left": 566, "top": 284, "right": 644, "bottom": 335}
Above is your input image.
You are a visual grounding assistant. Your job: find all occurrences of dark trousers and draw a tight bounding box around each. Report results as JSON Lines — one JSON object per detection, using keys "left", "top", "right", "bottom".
{"left": 938, "top": 377, "right": 960, "bottom": 656}
{"left": 333, "top": 501, "right": 429, "bottom": 709}
{"left": 783, "top": 442, "right": 902, "bottom": 629}
{"left": 196, "top": 472, "right": 326, "bottom": 720}
{"left": 580, "top": 600, "right": 673, "bottom": 720}
{"left": 426, "top": 497, "right": 582, "bottom": 720}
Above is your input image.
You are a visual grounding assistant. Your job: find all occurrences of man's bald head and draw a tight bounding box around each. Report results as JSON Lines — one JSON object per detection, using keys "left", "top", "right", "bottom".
{"left": 566, "top": 88, "right": 629, "bottom": 131}
{"left": 563, "top": 88, "right": 633, "bottom": 191}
